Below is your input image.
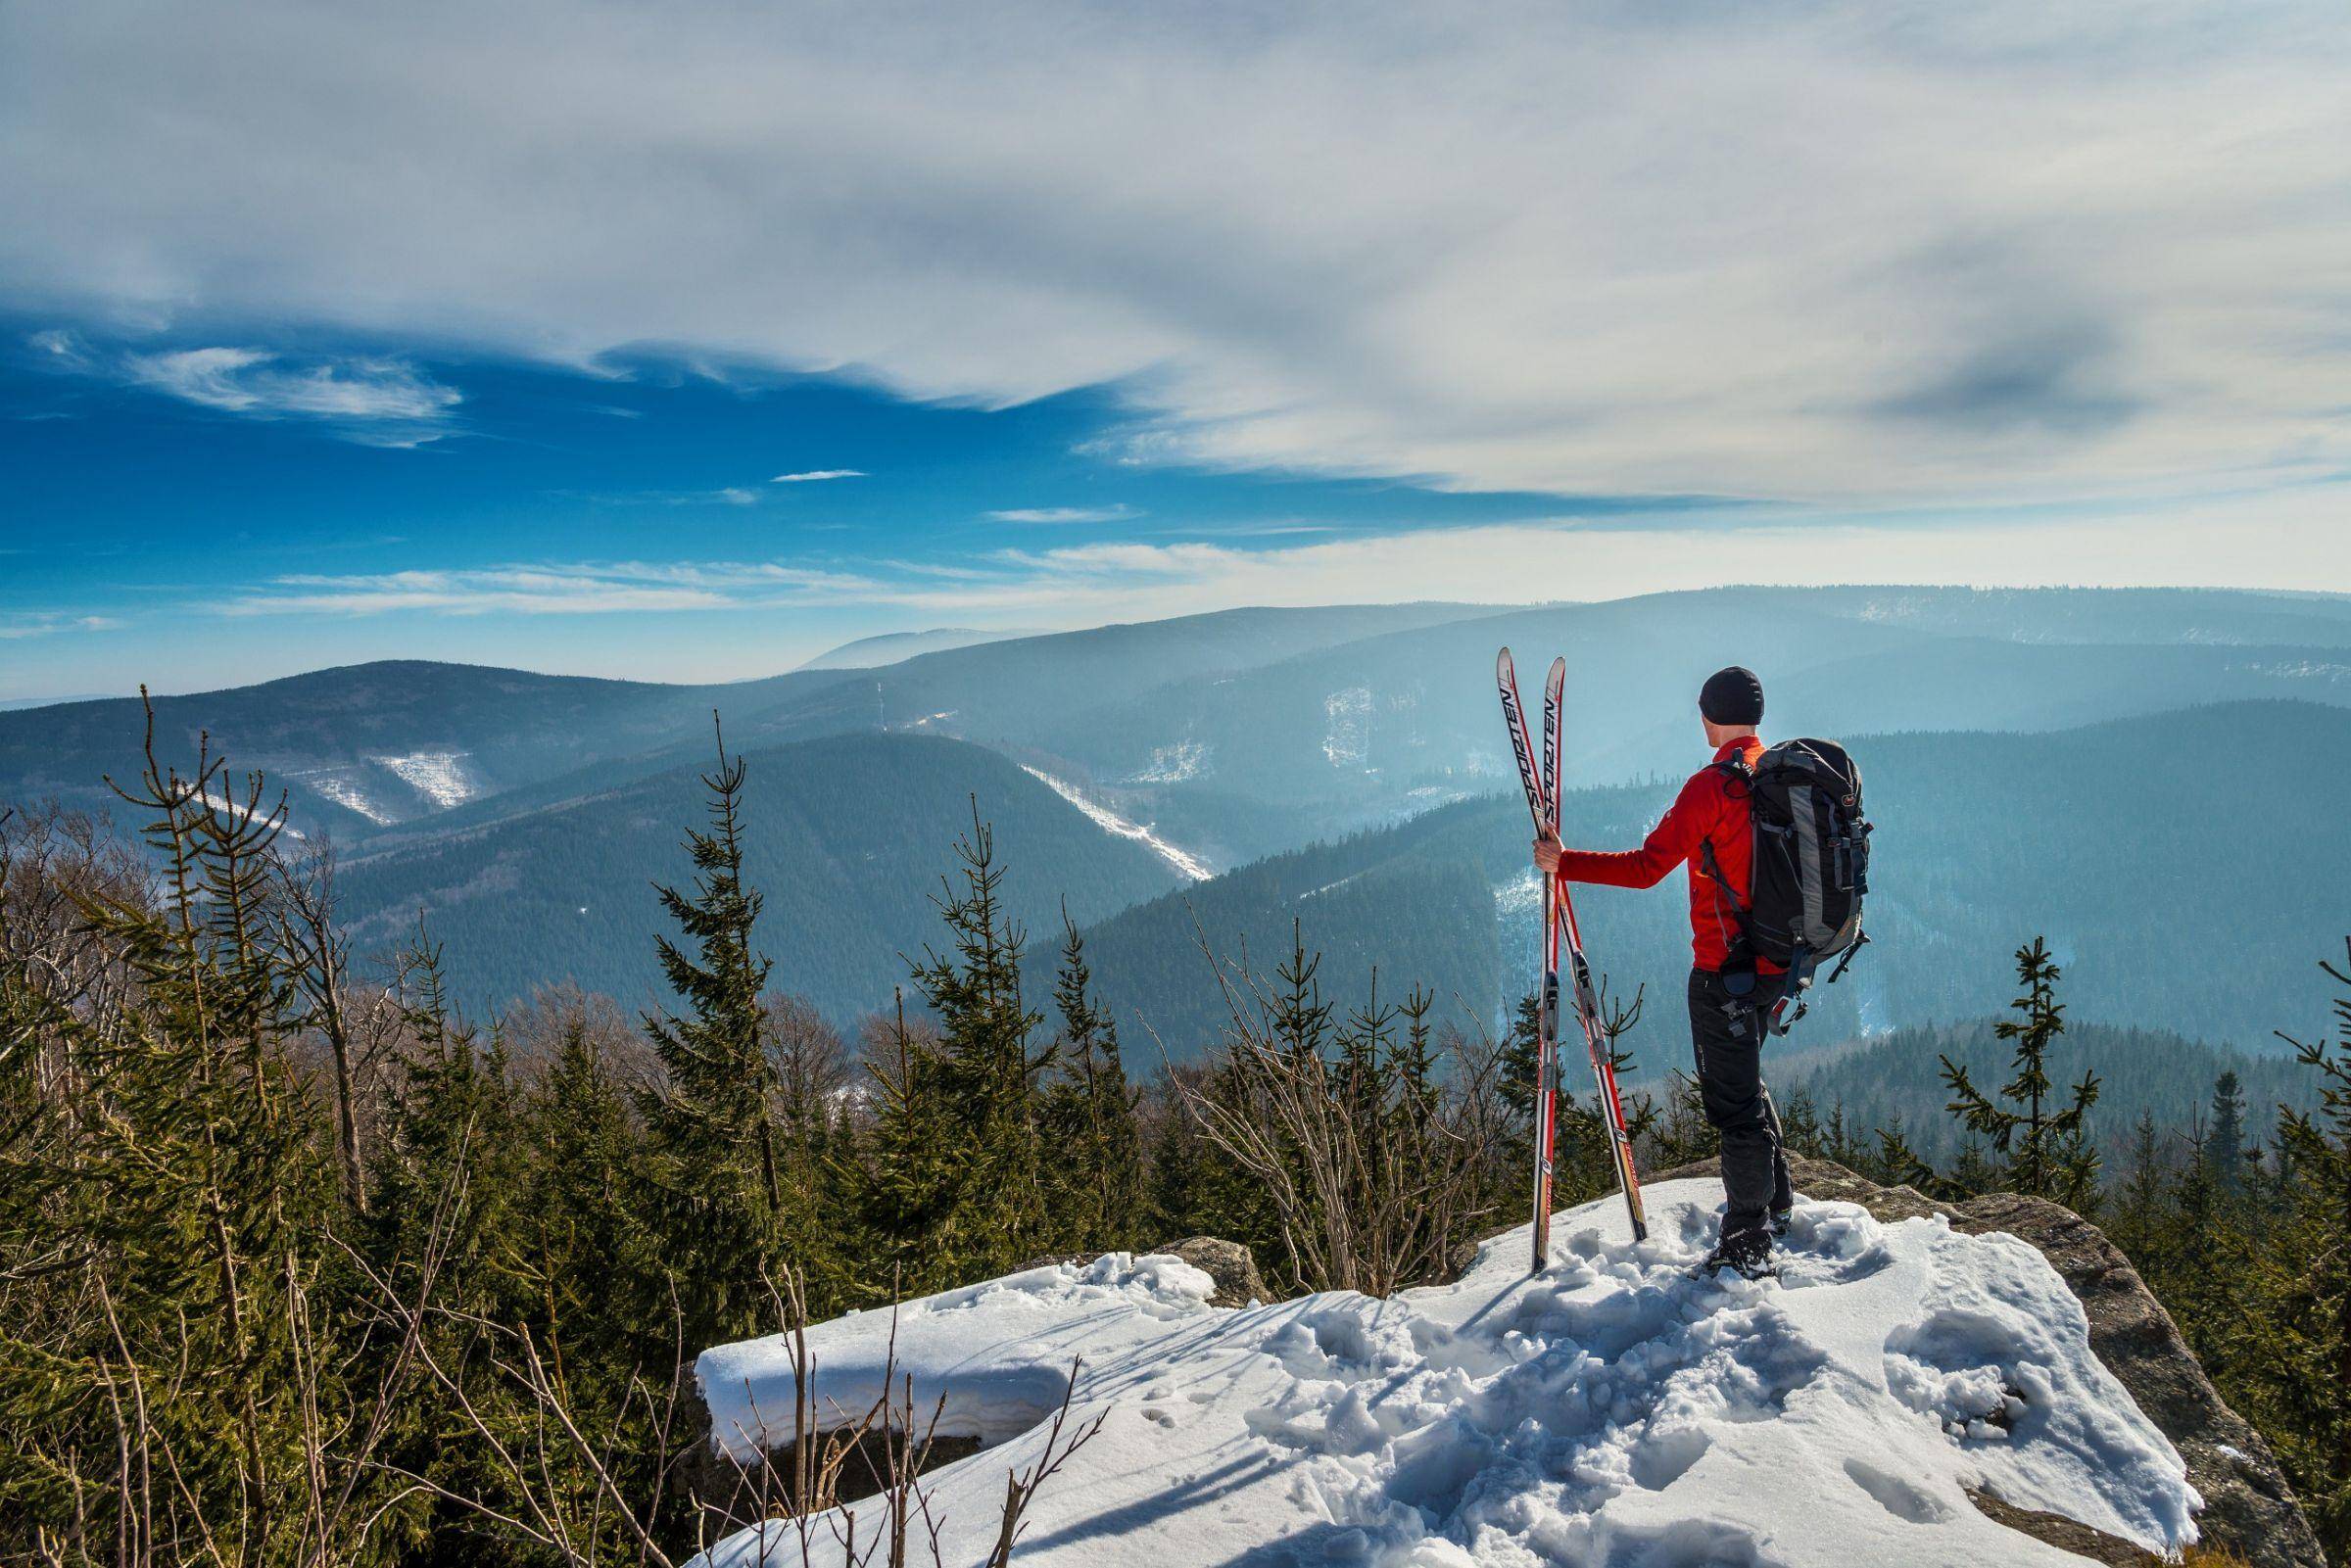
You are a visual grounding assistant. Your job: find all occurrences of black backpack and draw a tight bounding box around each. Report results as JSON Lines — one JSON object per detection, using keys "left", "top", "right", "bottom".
{"left": 1708, "top": 738, "right": 1872, "bottom": 1035}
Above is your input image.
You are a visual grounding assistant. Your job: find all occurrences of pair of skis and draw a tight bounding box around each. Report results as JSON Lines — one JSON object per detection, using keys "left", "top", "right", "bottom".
{"left": 1497, "top": 648, "right": 1648, "bottom": 1272}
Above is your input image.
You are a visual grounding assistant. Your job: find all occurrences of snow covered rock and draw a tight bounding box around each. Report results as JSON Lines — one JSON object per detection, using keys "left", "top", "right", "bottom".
{"left": 693, "top": 1177, "right": 2213, "bottom": 1567}
{"left": 1658, "top": 1154, "right": 2322, "bottom": 1568}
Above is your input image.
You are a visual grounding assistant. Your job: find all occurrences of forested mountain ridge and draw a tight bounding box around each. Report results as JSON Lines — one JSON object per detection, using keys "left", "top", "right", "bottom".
{"left": 1776, "top": 1018, "right": 2320, "bottom": 1167}
{"left": 1018, "top": 594, "right": 2351, "bottom": 868}
{"left": 0, "top": 659, "right": 863, "bottom": 836}
{"left": 10, "top": 588, "right": 2344, "bottom": 872}
{"left": 333, "top": 731, "right": 1185, "bottom": 1017}
{"left": 1080, "top": 699, "right": 2351, "bottom": 1061}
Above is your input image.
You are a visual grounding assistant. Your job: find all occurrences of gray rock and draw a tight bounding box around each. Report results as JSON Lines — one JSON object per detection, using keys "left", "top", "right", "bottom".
{"left": 1962, "top": 1487, "right": 2161, "bottom": 1566}
{"left": 1654, "top": 1154, "right": 2323, "bottom": 1568}
{"left": 1157, "top": 1235, "right": 1270, "bottom": 1307}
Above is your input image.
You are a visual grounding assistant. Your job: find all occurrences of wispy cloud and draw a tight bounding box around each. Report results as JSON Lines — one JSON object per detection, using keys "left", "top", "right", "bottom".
{"left": 27, "top": 334, "right": 464, "bottom": 446}
{"left": 222, "top": 560, "right": 883, "bottom": 617}
{"left": 25, "top": 327, "right": 94, "bottom": 370}
{"left": 0, "top": 612, "right": 122, "bottom": 640}
{"left": 7, "top": 3, "right": 2345, "bottom": 505}
{"left": 985, "top": 504, "right": 1138, "bottom": 525}
{"left": 201, "top": 479, "right": 2351, "bottom": 629}
{"left": 552, "top": 486, "right": 763, "bottom": 507}
{"left": 120, "top": 347, "right": 460, "bottom": 443}
{"left": 772, "top": 468, "right": 865, "bottom": 483}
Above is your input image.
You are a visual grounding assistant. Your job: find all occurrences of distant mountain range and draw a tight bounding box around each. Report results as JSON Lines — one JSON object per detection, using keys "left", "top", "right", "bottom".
{"left": 332, "top": 732, "right": 1186, "bottom": 1019}
{"left": 4, "top": 586, "right": 2345, "bottom": 1041}
{"left": 1080, "top": 699, "right": 2351, "bottom": 1064}
{"left": 793, "top": 627, "right": 1045, "bottom": 671}
{"left": 1775, "top": 1019, "right": 2323, "bottom": 1166}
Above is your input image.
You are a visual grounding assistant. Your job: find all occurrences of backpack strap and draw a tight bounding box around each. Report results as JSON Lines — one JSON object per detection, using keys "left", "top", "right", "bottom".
{"left": 1699, "top": 753, "right": 1754, "bottom": 915}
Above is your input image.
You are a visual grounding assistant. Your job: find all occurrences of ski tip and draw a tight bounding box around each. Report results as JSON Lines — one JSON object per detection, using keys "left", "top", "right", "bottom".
{"left": 1497, "top": 645, "right": 1514, "bottom": 676}
{"left": 1547, "top": 654, "right": 1565, "bottom": 682}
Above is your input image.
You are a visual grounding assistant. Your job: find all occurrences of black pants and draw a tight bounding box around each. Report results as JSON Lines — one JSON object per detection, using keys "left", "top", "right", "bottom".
{"left": 1688, "top": 967, "right": 1793, "bottom": 1238}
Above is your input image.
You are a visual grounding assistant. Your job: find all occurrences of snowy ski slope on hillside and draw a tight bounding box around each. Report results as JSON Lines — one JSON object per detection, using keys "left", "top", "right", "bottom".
{"left": 694, "top": 1179, "right": 2198, "bottom": 1566}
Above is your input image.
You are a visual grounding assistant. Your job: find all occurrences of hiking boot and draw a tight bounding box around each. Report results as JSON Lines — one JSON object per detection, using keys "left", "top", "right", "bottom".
{"left": 1769, "top": 1207, "right": 1794, "bottom": 1239}
{"left": 1699, "top": 1226, "right": 1776, "bottom": 1281}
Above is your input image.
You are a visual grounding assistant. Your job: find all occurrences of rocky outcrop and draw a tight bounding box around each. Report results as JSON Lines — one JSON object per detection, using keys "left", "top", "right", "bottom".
{"left": 1656, "top": 1155, "right": 2323, "bottom": 1568}
{"left": 1017, "top": 1236, "right": 1270, "bottom": 1307}
{"left": 1158, "top": 1235, "right": 1270, "bottom": 1307}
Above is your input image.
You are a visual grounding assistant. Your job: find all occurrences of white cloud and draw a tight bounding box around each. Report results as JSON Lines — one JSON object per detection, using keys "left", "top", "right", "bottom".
{"left": 2, "top": 3, "right": 2344, "bottom": 509}
{"left": 772, "top": 468, "right": 865, "bottom": 483}
{"left": 111, "top": 346, "right": 461, "bottom": 441}
{"left": 223, "top": 560, "right": 885, "bottom": 617}
{"left": 0, "top": 612, "right": 122, "bottom": 640}
{"left": 209, "top": 482, "right": 2351, "bottom": 626}
{"left": 984, "top": 504, "right": 1138, "bottom": 525}
{"left": 26, "top": 327, "right": 92, "bottom": 368}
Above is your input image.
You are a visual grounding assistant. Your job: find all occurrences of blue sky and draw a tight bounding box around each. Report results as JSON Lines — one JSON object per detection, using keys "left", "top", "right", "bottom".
{"left": 2, "top": 322, "right": 1653, "bottom": 693}
{"left": 3, "top": 2, "right": 2347, "bottom": 698}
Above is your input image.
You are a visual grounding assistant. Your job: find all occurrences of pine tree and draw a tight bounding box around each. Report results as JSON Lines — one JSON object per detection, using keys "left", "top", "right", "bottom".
{"left": 0, "top": 716, "right": 356, "bottom": 1556}
{"left": 1869, "top": 1114, "right": 1937, "bottom": 1191}
{"left": 764, "top": 991, "right": 850, "bottom": 1303}
{"left": 1497, "top": 989, "right": 1543, "bottom": 1179}
{"left": 854, "top": 991, "right": 964, "bottom": 1300}
{"left": 638, "top": 721, "right": 780, "bottom": 1350}
{"left": 906, "top": 803, "right": 1053, "bottom": 1284}
{"left": 2207, "top": 1069, "right": 2250, "bottom": 1194}
{"left": 1940, "top": 936, "right": 2101, "bottom": 1201}
{"left": 2235, "top": 939, "right": 2351, "bottom": 1548}
{"left": 1777, "top": 1086, "right": 1823, "bottom": 1161}
{"left": 527, "top": 1009, "right": 648, "bottom": 1372}
{"left": 2109, "top": 1109, "right": 2173, "bottom": 1266}
{"left": 1040, "top": 913, "right": 1144, "bottom": 1253}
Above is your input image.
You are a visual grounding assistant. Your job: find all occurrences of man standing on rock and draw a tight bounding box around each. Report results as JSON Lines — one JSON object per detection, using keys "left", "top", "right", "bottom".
{"left": 1533, "top": 665, "right": 1793, "bottom": 1279}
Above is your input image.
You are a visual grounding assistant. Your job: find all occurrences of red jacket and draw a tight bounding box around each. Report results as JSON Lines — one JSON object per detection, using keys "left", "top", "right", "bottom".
{"left": 1555, "top": 736, "right": 1774, "bottom": 974}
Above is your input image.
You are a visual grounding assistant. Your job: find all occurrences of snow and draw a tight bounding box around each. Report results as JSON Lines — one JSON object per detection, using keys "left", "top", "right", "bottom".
{"left": 294, "top": 769, "right": 397, "bottom": 825}
{"left": 1019, "top": 765, "right": 1213, "bottom": 881}
{"left": 194, "top": 787, "right": 305, "bottom": 840}
{"left": 2233, "top": 657, "right": 2351, "bottom": 683}
{"left": 371, "top": 750, "right": 477, "bottom": 808}
{"left": 1324, "top": 686, "right": 1374, "bottom": 767}
{"left": 692, "top": 1178, "right": 2199, "bottom": 1567}
{"left": 1128, "top": 737, "right": 1209, "bottom": 784}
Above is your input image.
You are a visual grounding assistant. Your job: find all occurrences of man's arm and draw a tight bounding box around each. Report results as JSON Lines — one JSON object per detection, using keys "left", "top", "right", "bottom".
{"left": 1537, "top": 772, "right": 1711, "bottom": 890}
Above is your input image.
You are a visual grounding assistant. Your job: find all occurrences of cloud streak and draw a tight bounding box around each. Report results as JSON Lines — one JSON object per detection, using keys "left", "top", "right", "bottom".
{"left": 214, "top": 482, "right": 2351, "bottom": 625}
{"left": 984, "top": 504, "right": 1137, "bottom": 525}
{"left": 43, "top": 338, "right": 465, "bottom": 444}
{"left": 3, "top": 2, "right": 2344, "bottom": 505}
{"left": 1, "top": 612, "right": 122, "bottom": 640}
{"left": 772, "top": 469, "right": 864, "bottom": 483}
{"left": 222, "top": 561, "right": 884, "bottom": 617}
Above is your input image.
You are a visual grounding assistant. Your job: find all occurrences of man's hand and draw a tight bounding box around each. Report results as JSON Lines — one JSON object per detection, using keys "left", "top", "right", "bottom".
{"left": 1532, "top": 826, "right": 1562, "bottom": 877}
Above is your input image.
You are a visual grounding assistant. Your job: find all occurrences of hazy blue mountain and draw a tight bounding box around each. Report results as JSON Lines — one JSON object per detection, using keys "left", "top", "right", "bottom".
{"left": 0, "top": 660, "right": 860, "bottom": 839}
{"left": 0, "top": 692, "right": 120, "bottom": 711}
{"left": 727, "top": 601, "right": 1500, "bottom": 754}
{"left": 1078, "top": 700, "right": 2351, "bottom": 1064}
{"left": 1005, "top": 588, "right": 2351, "bottom": 869}
{"left": 12, "top": 589, "right": 2340, "bottom": 869}
{"left": 1785, "top": 585, "right": 2351, "bottom": 647}
{"left": 332, "top": 731, "right": 1187, "bottom": 1019}
{"left": 795, "top": 627, "right": 1044, "bottom": 670}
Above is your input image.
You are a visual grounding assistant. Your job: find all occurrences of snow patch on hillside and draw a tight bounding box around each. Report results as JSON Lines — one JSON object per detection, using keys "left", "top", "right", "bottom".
{"left": 1019, "top": 765, "right": 1212, "bottom": 881}
{"left": 2234, "top": 657, "right": 2351, "bottom": 683}
{"left": 1128, "top": 737, "right": 1209, "bottom": 784}
{"left": 194, "top": 788, "right": 305, "bottom": 839}
{"left": 694, "top": 1179, "right": 2197, "bottom": 1567}
{"left": 1324, "top": 686, "right": 1374, "bottom": 767}
{"left": 372, "top": 750, "right": 477, "bottom": 809}
{"left": 295, "top": 769, "right": 397, "bottom": 825}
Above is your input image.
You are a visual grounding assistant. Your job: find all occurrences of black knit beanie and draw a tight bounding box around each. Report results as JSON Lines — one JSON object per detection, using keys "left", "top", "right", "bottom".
{"left": 1700, "top": 666, "right": 1764, "bottom": 726}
